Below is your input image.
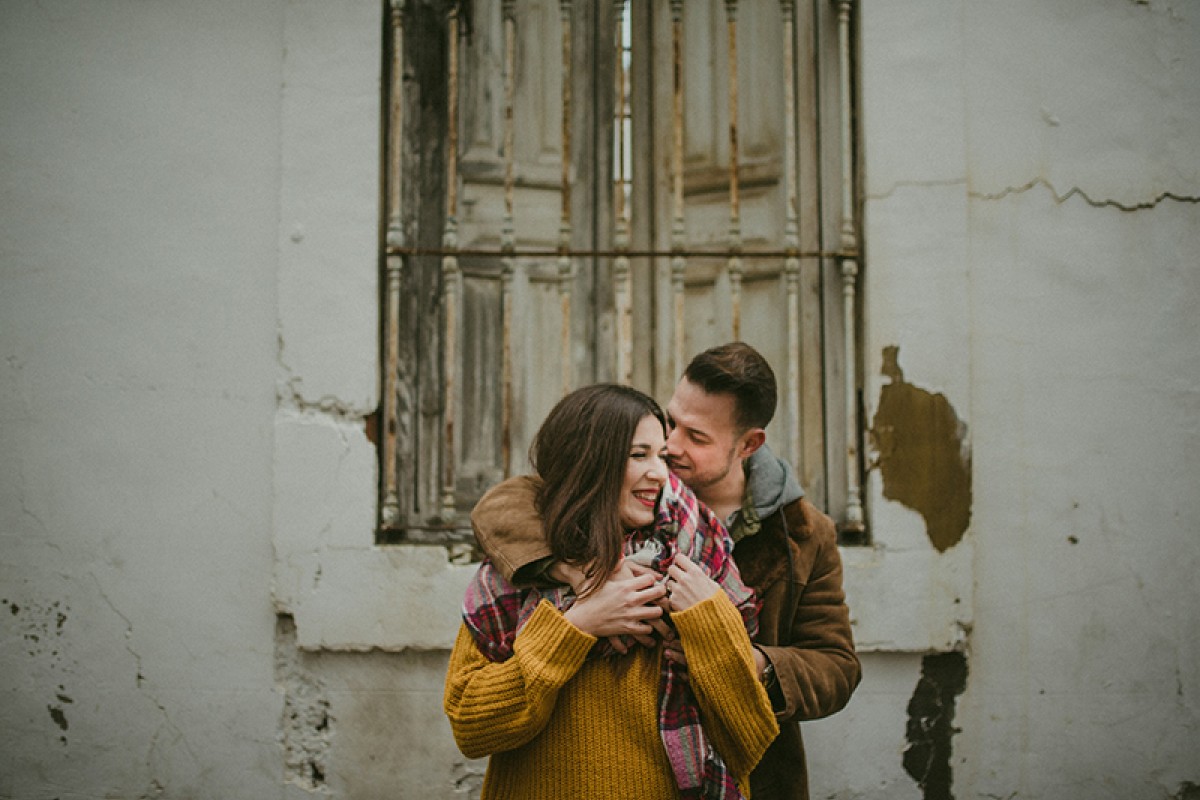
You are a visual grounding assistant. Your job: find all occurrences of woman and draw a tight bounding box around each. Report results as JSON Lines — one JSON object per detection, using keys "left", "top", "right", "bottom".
{"left": 444, "top": 384, "right": 778, "bottom": 800}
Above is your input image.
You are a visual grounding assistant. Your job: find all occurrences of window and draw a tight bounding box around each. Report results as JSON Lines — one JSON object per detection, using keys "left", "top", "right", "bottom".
{"left": 377, "top": 0, "right": 866, "bottom": 545}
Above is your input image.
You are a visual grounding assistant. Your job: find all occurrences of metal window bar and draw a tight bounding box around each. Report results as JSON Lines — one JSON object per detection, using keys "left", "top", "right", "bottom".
{"left": 379, "top": 0, "right": 866, "bottom": 543}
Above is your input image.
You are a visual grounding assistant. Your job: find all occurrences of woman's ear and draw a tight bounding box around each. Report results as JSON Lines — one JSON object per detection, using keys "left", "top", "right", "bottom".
{"left": 738, "top": 428, "right": 766, "bottom": 459}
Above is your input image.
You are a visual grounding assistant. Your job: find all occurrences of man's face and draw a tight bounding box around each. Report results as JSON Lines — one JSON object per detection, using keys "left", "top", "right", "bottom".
{"left": 664, "top": 378, "right": 744, "bottom": 496}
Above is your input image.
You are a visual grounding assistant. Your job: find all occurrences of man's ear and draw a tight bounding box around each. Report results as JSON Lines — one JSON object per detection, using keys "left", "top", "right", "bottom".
{"left": 738, "top": 428, "right": 766, "bottom": 459}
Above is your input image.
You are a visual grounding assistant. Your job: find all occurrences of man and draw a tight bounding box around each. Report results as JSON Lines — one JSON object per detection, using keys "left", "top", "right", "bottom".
{"left": 471, "top": 342, "right": 860, "bottom": 800}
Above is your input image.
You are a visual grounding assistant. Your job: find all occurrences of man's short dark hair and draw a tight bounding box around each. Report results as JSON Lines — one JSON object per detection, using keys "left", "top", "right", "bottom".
{"left": 682, "top": 342, "right": 777, "bottom": 431}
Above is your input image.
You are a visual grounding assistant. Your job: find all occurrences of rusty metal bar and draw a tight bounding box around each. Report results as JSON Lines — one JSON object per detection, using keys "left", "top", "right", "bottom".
{"left": 559, "top": 0, "right": 574, "bottom": 395}
{"left": 613, "top": 0, "right": 632, "bottom": 385}
{"left": 837, "top": 0, "right": 865, "bottom": 532}
{"left": 500, "top": 0, "right": 517, "bottom": 476}
{"left": 670, "top": 0, "right": 686, "bottom": 378}
{"left": 780, "top": 0, "right": 801, "bottom": 470}
{"left": 393, "top": 246, "right": 854, "bottom": 259}
{"left": 725, "top": 0, "right": 743, "bottom": 339}
{"left": 440, "top": 2, "right": 462, "bottom": 522}
{"left": 381, "top": 0, "right": 406, "bottom": 528}
{"left": 388, "top": 245, "right": 851, "bottom": 259}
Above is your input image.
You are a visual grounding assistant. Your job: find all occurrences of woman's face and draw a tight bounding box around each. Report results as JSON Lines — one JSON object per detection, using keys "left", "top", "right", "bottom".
{"left": 618, "top": 414, "right": 670, "bottom": 529}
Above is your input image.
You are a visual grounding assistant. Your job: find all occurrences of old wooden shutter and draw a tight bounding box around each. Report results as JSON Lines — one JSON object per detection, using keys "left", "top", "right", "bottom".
{"left": 380, "top": 0, "right": 865, "bottom": 545}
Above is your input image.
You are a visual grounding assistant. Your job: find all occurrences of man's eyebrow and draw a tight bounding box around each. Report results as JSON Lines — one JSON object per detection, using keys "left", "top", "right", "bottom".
{"left": 674, "top": 421, "right": 710, "bottom": 441}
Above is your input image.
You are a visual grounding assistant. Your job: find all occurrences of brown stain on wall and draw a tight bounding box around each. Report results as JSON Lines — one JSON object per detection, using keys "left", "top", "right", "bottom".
{"left": 870, "top": 346, "right": 972, "bottom": 552}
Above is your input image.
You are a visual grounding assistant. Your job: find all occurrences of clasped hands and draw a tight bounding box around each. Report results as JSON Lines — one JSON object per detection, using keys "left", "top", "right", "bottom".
{"left": 559, "top": 553, "right": 720, "bottom": 663}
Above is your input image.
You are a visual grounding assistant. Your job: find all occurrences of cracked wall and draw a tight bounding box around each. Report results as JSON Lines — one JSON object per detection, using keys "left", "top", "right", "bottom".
{"left": 2, "top": 0, "right": 1197, "bottom": 799}
{"left": 854, "top": 0, "right": 1200, "bottom": 798}
{"left": 0, "top": 0, "right": 288, "bottom": 796}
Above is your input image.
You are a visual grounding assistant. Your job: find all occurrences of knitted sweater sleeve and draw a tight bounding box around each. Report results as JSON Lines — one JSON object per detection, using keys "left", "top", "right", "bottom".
{"left": 443, "top": 599, "right": 596, "bottom": 759}
{"left": 673, "top": 592, "right": 780, "bottom": 779}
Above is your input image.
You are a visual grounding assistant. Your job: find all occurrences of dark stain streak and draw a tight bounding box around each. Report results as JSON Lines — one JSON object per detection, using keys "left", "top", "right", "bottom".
{"left": 48, "top": 705, "right": 69, "bottom": 731}
{"left": 871, "top": 346, "right": 972, "bottom": 552}
{"left": 904, "top": 652, "right": 968, "bottom": 800}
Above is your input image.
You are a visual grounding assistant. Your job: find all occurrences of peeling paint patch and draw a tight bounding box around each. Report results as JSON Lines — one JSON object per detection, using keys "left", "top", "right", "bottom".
{"left": 903, "top": 652, "right": 968, "bottom": 800}
{"left": 276, "top": 614, "right": 332, "bottom": 793}
{"left": 5, "top": 596, "right": 75, "bottom": 745}
{"left": 870, "top": 346, "right": 972, "bottom": 552}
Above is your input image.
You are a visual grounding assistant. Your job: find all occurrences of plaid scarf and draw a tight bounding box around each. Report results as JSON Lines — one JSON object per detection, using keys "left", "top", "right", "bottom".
{"left": 463, "top": 472, "right": 759, "bottom": 800}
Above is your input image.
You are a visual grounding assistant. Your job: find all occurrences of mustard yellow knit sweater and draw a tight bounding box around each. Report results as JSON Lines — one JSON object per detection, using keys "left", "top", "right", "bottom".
{"left": 444, "top": 592, "right": 779, "bottom": 800}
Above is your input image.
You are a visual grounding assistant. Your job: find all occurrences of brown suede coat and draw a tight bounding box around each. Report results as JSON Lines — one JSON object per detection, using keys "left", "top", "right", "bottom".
{"left": 470, "top": 476, "right": 861, "bottom": 800}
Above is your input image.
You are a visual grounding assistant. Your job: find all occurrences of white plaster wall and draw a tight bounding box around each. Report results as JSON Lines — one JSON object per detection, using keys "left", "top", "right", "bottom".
{"left": 860, "top": 0, "right": 1200, "bottom": 798}
{"left": 0, "top": 1, "right": 286, "bottom": 797}
{"left": 3, "top": 0, "right": 1197, "bottom": 798}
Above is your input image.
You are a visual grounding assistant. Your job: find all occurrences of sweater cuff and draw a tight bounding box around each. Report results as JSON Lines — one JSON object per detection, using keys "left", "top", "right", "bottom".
{"left": 512, "top": 599, "right": 597, "bottom": 686}
{"left": 671, "top": 592, "right": 755, "bottom": 665}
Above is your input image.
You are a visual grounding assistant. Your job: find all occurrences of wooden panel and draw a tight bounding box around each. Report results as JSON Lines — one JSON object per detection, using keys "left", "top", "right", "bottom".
{"left": 458, "top": 272, "right": 504, "bottom": 505}
{"left": 381, "top": 0, "right": 861, "bottom": 537}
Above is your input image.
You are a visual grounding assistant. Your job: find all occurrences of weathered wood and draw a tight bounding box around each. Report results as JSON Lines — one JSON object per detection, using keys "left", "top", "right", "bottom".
{"left": 380, "top": 0, "right": 862, "bottom": 539}
{"left": 381, "top": 1, "right": 406, "bottom": 528}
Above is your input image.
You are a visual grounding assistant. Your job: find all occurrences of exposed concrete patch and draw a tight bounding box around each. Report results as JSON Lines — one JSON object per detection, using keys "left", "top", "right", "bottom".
{"left": 870, "top": 346, "right": 972, "bottom": 552}
{"left": 1173, "top": 782, "right": 1200, "bottom": 800}
{"left": 453, "top": 760, "right": 486, "bottom": 797}
{"left": 276, "top": 614, "right": 332, "bottom": 793}
{"left": 903, "top": 652, "right": 968, "bottom": 800}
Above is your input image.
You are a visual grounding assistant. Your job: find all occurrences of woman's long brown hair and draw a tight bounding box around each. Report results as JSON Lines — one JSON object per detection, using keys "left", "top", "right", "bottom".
{"left": 530, "top": 384, "right": 666, "bottom": 597}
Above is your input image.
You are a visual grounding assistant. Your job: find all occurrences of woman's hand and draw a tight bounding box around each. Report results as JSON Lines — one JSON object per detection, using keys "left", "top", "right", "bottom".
{"left": 562, "top": 562, "right": 667, "bottom": 640}
{"left": 664, "top": 552, "right": 720, "bottom": 613}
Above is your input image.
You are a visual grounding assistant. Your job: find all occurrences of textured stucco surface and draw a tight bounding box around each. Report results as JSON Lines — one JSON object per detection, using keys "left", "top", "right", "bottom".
{"left": 859, "top": 1, "right": 1200, "bottom": 798}
{"left": 0, "top": 1, "right": 286, "bottom": 796}
{"left": 1, "top": 0, "right": 1197, "bottom": 798}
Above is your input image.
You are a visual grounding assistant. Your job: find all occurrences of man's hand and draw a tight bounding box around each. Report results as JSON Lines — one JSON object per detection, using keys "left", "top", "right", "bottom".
{"left": 562, "top": 562, "right": 667, "bottom": 642}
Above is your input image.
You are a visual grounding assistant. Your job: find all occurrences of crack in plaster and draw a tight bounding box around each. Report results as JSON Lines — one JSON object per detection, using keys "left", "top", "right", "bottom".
{"left": 88, "top": 585, "right": 204, "bottom": 772}
{"left": 277, "top": 378, "right": 371, "bottom": 422}
{"left": 971, "top": 178, "right": 1200, "bottom": 211}
{"left": 92, "top": 574, "right": 145, "bottom": 687}
{"left": 868, "top": 177, "right": 1200, "bottom": 211}
{"left": 145, "top": 699, "right": 201, "bottom": 778}
{"left": 275, "top": 330, "right": 370, "bottom": 422}
{"left": 865, "top": 178, "right": 967, "bottom": 203}
{"left": 15, "top": 447, "right": 54, "bottom": 541}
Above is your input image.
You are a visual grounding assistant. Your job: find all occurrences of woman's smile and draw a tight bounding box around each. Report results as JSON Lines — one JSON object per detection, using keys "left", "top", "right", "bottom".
{"left": 619, "top": 415, "right": 670, "bottom": 528}
{"left": 633, "top": 489, "right": 658, "bottom": 508}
